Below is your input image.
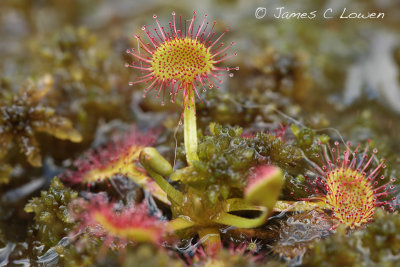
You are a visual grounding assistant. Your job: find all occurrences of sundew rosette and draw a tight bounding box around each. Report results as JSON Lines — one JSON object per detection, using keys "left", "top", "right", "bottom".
{"left": 69, "top": 195, "right": 167, "bottom": 247}
{"left": 125, "top": 11, "right": 238, "bottom": 120}
{"left": 62, "top": 128, "right": 169, "bottom": 204}
{"left": 304, "top": 141, "right": 397, "bottom": 228}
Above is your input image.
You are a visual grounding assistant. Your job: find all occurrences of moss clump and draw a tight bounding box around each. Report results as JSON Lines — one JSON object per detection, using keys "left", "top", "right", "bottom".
{"left": 122, "top": 245, "right": 184, "bottom": 267}
{"left": 174, "top": 123, "right": 256, "bottom": 204}
{"left": 252, "top": 47, "right": 311, "bottom": 103}
{"left": 39, "top": 26, "right": 109, "bottom": 93}
{"left": 197, "top": 123, "right": 255, "bottom": 193}
{"left": 0, "top": 75, "right": 82, "bottom": 167}
{"left": 196, "top": 90, "right": 258, "bottom": 126}
{"left": 175, "top": 123, "right": 306, "bottom": 204}
{"left": 250, "top": 127, "right": 308, "bottom": 199}
{"left": 289, "top": 124, "right": 329, "bottom": 159}
{"left": 59, "top": 233, "right": 103, "bottom": 267}
{"left": 306, "top": 208, "right": 400, "bottom": 266}
{"left": 192, "top": 246, "right": 286, "bottom": 267}
{"left": 249, "top": 131, "right": 303, "bottom": 170}
{"left": 36, "top": 26, "right": 131, "bottom": 141}
{"left": 61, "top": 242, "right": 184, "bottom": 267}
{"left": 25, "top": 177, "right": 78, "bottom": 249}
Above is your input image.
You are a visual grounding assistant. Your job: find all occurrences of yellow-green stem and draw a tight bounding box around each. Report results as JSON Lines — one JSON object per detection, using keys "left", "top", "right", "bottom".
{"left": 144, "top": 167, "right": 183, "bottom": 204}
{"left": 139, "top": 148, "right": 183, "bottom": 204}
{"left": 184, "top": 101, "right": 199, "bottom": 165}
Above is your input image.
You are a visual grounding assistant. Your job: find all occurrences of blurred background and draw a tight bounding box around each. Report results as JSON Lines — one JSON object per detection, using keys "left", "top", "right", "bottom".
{"left": 0, "top": 0, "right": 400, "bottom": 264}
{"left": 1, "top": 0, "right": 400, "bottom": 124}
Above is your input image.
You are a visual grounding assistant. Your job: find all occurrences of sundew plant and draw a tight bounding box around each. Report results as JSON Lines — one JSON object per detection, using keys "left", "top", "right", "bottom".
{"left": 0, "top": 2, "right": 400, "bottom": 267}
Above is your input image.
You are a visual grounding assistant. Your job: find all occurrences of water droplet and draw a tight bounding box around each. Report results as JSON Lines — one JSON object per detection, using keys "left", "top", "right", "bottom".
{"left": 203, "top": 89, "right": 206, "bottom": 92}
{"left": 334, "top": 141, "right": 339, "bottom": 146}
{"left": 153, "top": 14, "right": 157, "bottom": 18}
{"left": 229, "top": 73, "right": 234, "bottom": 78}
{"left": 373, "top": 148, "right": 378, "bottom": 153}
{"left": 142, "top": 25, "right": 146, "bottom": 30}
{"left": 172, "top": 11, "right": 175, "bottom": 15}
{"left": 126, "top": 49, "right": 130, "bottom": 54}
{"left": 128, "top": 82, "right": 133, "bottom": 86}
{"left": 125, "top": 63, "right": 129, "bottom": 67}
{"left": 178, "top": 120, "right": 182, "bottom": 125}
{"left": 161, "top": 101, "right": 165, "bottom": 106}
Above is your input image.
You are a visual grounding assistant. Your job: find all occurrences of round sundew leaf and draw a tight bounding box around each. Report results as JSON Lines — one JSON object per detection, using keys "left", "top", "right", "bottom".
{"left": 244, "top": 165, "right": 284, "bottom": 212}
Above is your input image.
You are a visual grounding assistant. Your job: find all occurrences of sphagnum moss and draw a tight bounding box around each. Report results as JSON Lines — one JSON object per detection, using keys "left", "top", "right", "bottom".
{"left": 0, "top": 75, "right": 82, "bottom": 167}
{"left": 25, "top": 177, "right": 78, "bottom": 248}
{"left": 306, "top": 208, "right": 400, "bottom": 266}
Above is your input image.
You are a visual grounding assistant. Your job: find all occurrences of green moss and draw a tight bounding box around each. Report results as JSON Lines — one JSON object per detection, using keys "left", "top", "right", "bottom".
{"left": 250, "top": 131, "right": 303, "bottom": 169}
{"left": 62, "top": 242, "right": 184, "bottom": 267}
{"left": 175, "top": 123, "right": 311, "bottom": 204}
{"left": 122, "top": 245, "right": 184, "bottom": 267}
{"left": 175, "top": 123, "right": 256, "bottom": 204}
{"left": 25, "top": 177, "right": 78, "bottom": 249}
{"left": 60, "top": 233, "right": 103, "bottom": 267}
{"left": 0, "top": 75, "right": 82, "bottom": 167}
{"left": 35, "top": 26, "right": 131, "bottom": 143}
{"left": 193, "top": 247, "right": 286, "bottom": 267}
{"left": 290, "top": 124, "right": 325, "bottom": 159}
{"left": 306, "top": 209, "right": 400, "bottom": 266}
